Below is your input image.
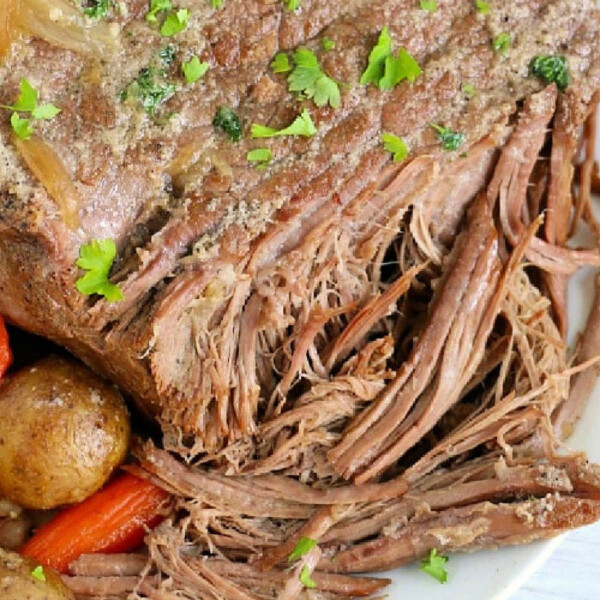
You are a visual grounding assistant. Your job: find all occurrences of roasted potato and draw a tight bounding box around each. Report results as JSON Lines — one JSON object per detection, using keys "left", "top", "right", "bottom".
{"left": 0, "top": 356, "right": 130, "bottom": 509}
{"left": 0, "top": 548, "right": 74, "bottom": 600}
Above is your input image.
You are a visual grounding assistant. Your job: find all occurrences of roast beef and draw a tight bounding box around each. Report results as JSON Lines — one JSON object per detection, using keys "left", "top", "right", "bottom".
{"left": 1, "top": 0, "right": 600, "bottom": 455}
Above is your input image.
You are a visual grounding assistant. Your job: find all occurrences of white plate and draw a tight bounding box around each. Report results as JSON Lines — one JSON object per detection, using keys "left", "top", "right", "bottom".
{"left": 377, "top": 123, "right": 600, "bottom": 599}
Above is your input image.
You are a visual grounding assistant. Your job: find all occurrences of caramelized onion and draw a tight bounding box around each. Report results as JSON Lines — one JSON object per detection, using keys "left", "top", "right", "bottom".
{"left": 16, "top": 0, "right": 119, "bottom": 58}
{"left": 0, "top": 0, "right": 19, "bottom": 59}
{"left": 14, "top": 135, "right": 81, "bottom": 229}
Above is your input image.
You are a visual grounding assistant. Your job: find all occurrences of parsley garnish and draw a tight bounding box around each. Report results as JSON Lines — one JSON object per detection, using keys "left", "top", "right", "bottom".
{"left": 322, "top": 37, "right": 335, "bottom": 51}
{"left": 288, "top": 537, "right": 318, "bottom": 562}
{"left": 420, "top": 0, "right": 437, "bottom": 11}
{"left": 210, "top": 0, "right": 224, "bottom": 8}
{"left": 288, "top": 48, "right": 341, "bottom": 108}
{"left": 271, "top": 52, "right": 291, "bottom": 74}
{"left": 159, "top": 45, "right": 176, "bottom": 66}
{"left": 475, "top": 0, "right": 490, "bottom": 13}
{"left": 1, "top": 78, "right": 60, "bottom": 140}
{"left": 31, "top": 566, "right": 46, "bottom": 582}
{"left": 299, "top": 566, "right": 317, "bottom": 589}
{"left": 420, "top": 549, "right": 448, "bottom": 583}
{"left": 530, "top": 55, "right": 570, "bottom": 91}
{"left": 75, "top": 239, "right": 123, "bottom": 302}
{"left": 492, "top": 32, "right": 511, "bottom": 55}
{"left": 147, "top": 0, "right": 172, "bottom": 22}
{"left": 381, "top": 133, "right": 408, "bottom": 162}
{"left": 182, "top": 56, "right": 209, "bottom": 84}
{"left": 283, "top": 0, "right": 300, "bottom": 10}
{"left": 462, "top": 82, "right": 476, "bottom": 97}
{"left": 247, "top": 148, "right": 272, "bottom": 169}
{"left": 360, "top": 27, "right": 421, "bottom": 90}
{"left": 251, "top": 109, "right": 316, "bottom": 138}
{"left": 161, "top": 8, "right": 189, "bottom": 36}
{"left": 213, "top": 106, "right": 243, "bottom": 141}
{"left": 431, "top": 123, "right": 465, "bottom": 151}
{"left": 82, "top": 0, "right": 111, "bottom": 19}
{"left": 121, "top": 67, "right": 176, "bottom": 116}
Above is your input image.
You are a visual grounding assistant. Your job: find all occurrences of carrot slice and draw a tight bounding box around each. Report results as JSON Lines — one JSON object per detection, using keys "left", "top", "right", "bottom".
{"left": 0, "top": 315, "right": 12, "bottom": 378}
{"left": 20, "top": 472, "right": 170, "bottom": 573}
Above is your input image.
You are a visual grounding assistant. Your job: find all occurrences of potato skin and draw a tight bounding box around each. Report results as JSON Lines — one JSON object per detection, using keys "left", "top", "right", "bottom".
{"left": 0, "top": 356, "right": 130, "bottom": 509}
{"left": 0, "top": 548, "right": 74, "bottom": 600}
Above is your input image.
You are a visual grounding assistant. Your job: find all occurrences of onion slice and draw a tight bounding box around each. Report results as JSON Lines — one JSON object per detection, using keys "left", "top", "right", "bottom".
{"left": 14, "top": 134, "right": 81, "bottom": 229}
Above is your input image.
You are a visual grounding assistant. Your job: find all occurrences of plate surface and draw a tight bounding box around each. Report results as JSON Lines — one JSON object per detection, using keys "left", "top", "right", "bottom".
{"left": 376, "top": 122, "right": 600, "bottom": 599}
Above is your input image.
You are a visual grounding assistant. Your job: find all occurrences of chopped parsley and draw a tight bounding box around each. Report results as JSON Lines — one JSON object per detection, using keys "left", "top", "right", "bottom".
{"left": 492, "top": 32, "right": 511, "bottom": 55}
{"left": 283, "top": 0, "right": 300, "bottom": 10}
{"left": 288, "top": 537, "right": 318, "bottom": 562}
{"left": 288, "top": 48, "right": 341, "bottom": 108}
{"left": 431, "top": 123, "right": 465, "bottom": 151}
{"left": 213, "top": 106, "right": 243, "bottom": 141}
{"left": 31, "top": 566, "right": 46, "bottom": 582}
{"left": 247, "top": 148, "right": 272, "bottom": 169}
{"left": 182, "top": 56, "right": 209, "bottom": 84}
{"left": 210, "top": 0, "right": 224, "bottom": 8}
{"left": 322, "top": 37, "right": 335, "bottom": 52}
{"left": 462, "top": 82, "right": 476, "bottom": 97}
{"left": 1, "top": 78, "right": 60, "bottom": 140}
{"left": 381, "top": 132, "right": 408, "bottom": 163}
{"left": 360, "top": 27, "right": 421, "bottom": 90}
{"left": 161, "top": 8, "right": 189, "bottom": 36}
{"left": 299, "top": 566, "right": 317, "bottom": 589}
{"left": 420, "top": 0, "right": 437, "bottom": 12}
{"left": 81, "top": 0, "right": 111, "bottom": 19}
{"left": 420, "top": 549, "right": 448, "bottom": 583}
{"left": 271, "top": 52, "right": 292, "bottom": 74}
{"left": 75, "top": 239, "right": 123, "bottom": 302}
{"left": 475, "top": 0, "right": 490, "bottom": 13}
{"left": 251, "top": 109, "right": 316, "bottom": 138}
{"left": 530, "top": 55, "right": 570, "bottom": 91}
{"left": 121, "top": 67, "right": 176, "bottom": 116}
{"left": 147, "top": 0, "right": 172, "bottom": 22}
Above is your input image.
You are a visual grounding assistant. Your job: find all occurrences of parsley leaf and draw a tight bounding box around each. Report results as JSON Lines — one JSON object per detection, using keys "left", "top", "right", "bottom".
{"left": 210, "top": 0, "right": 224, "bottom": 8}
{"left": 147, "top": 0, "right": 172, "bottom": 22}
{"left": 420, "top": 0, "right": 437, "bottom": 11}
{"left": 2, "top": 79, "right": 61, "bottom": 138}
{"left": 322, "top": 37, "right": 335, "bottom": 51}
{"left": 76, "top": 239, "right": 123, "bottom": 302}
{"left": 420, "top": 549, "right": 448, "bottom": 584}
{"left": 160, "top": 8, "right": 189, "bottom": 36}
{"left": 492, "top": 32, "right": 511, "bottom": 55}
{"left": 361, "top": 27, "right": 421, "bottom": 90}
{"left": 379, "top": 48, "right": 422, "bottom": 90}
{"left": 475, "top": 0, "right": 490, "bottom": 13}
{"left": 271, "top": 52, "right": 291, "bottom": 74}
{"left": 288, "top": 48, "right": 341, "bottom": 108}
{"left": 82, "top": 0, "right": 111, "bottom": 19}
{"left": 247, "top": 147, "right": 272, "bottom": 169}
{"left": 213, "top": 106, "right": 243, "bottom": 141}
{"left": 462, "top": 82, "right": 476, "bottom": 97}
{"left": 283, "top": 0, "right": 300, "bottom": 10}
{"left": 360, "top": 27, "right": 393, "bottom": 86}
{"left": 530, "top": 55, "right": 570, "bottom": 91}
{"left": 299, "top": 566, "right": 317, "bottom": 589}
{"left": 31, "top": 566, "right": 46, "bottom": 582}
{"left": 10, "top": 113, "right": 33, "bottom": 139}
{"left": 121, "top": 67, "right": 176, "bottom": 116}
{"left": 431, "top": 123, "right": 465, "bottom": 151}
{"left": 251, "top": 109, "right": 316, "bottom": 138}
{"left": 381, "top": 132, "right": 409, "bottom": 162}
{"left": 182, "top": 56, "right": 209, "bottom": 84}
{"left": 288, "top": 537, "right": 318, "bottom": 562}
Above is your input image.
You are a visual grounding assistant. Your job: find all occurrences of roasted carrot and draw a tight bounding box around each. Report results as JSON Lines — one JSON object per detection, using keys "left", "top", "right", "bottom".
{"left": 0, "top": 315, "right": 12, "bottom": 378}
{"left": 20, "top": 472, "right": 170, "bottom": 573}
